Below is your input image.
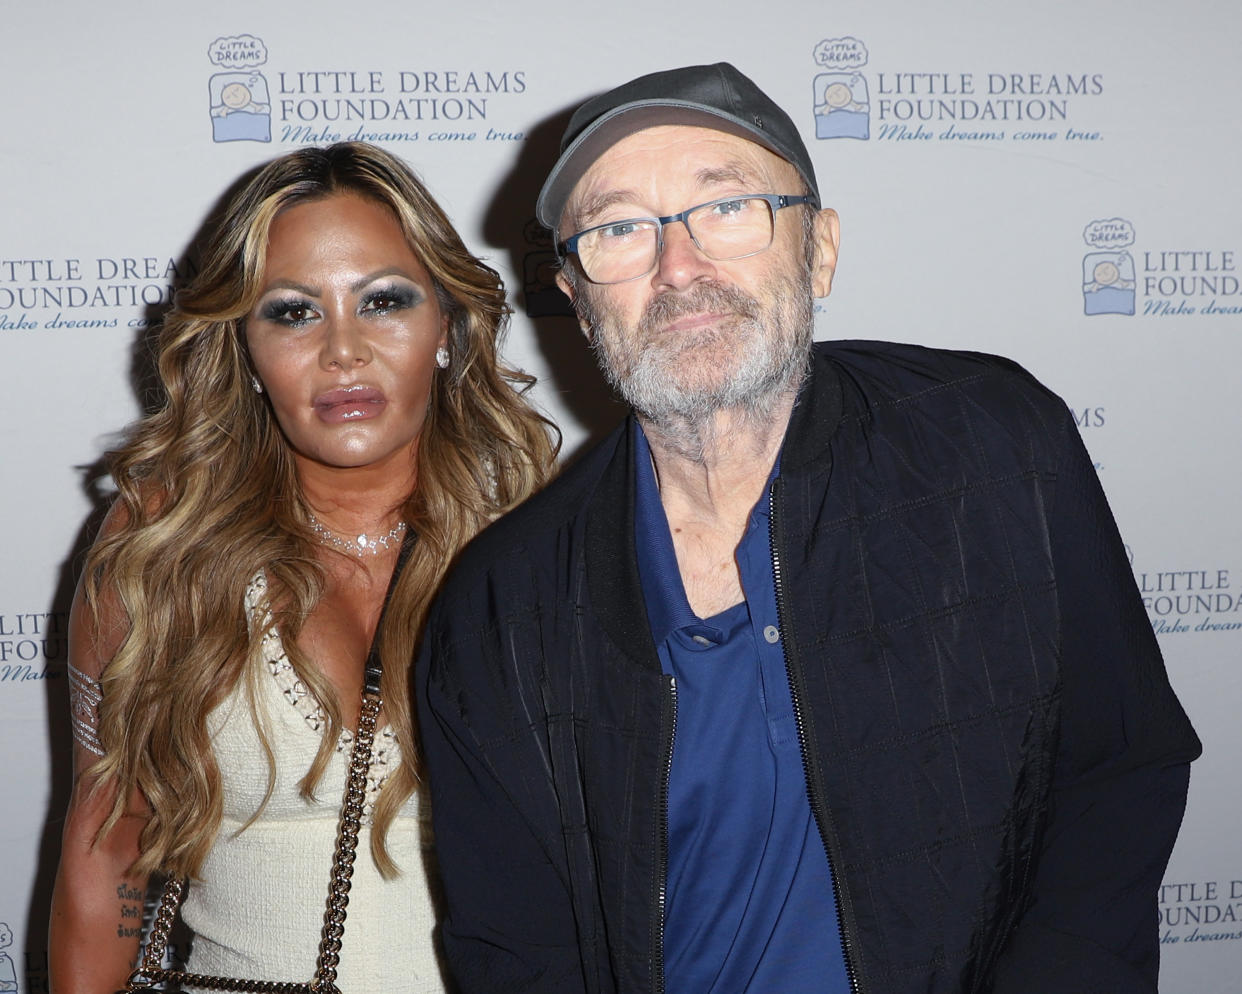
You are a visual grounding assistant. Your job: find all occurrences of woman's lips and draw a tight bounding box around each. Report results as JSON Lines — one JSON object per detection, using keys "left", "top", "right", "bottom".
{"left": 313, "top": 385, "right": 386, "bottom": 423}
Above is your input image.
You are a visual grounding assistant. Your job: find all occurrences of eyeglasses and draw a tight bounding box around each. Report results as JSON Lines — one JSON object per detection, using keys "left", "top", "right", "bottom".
{"left": 558, "top": 193, "right": 817, "bottom": 285}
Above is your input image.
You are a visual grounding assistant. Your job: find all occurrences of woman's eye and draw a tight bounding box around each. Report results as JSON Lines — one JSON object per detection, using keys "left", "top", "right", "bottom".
{"left": 365, "top": 295, "right": 399, "bottom": 313}
{"left": 362, "top": 286, "right": 416, "bottom": 314}
{"left": 260, "top": 299, "right": 317, "bottom": 327}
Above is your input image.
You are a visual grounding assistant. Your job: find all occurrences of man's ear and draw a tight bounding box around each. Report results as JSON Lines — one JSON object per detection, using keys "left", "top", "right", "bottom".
{"left": 809, "top": 207, "right": 841, "bottom": 298}
{"left": 556, "top": 270, "right": 594, "bottom": 339}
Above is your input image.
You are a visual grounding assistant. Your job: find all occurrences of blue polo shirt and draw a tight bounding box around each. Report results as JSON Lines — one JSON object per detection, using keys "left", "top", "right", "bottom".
{"left": 632, "top": 423, "right": 849, "bottom": 993}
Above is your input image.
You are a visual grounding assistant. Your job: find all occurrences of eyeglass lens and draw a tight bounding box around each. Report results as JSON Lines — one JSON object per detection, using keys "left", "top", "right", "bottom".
{"left": 577, "top": 197, "right": 776, "bottom": 284}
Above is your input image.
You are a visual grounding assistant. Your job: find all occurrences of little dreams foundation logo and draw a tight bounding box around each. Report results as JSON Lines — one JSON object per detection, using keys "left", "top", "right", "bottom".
{"left": 201, "top": 32, "right": 529, "bottom": 148}
{"left": 208, "top": 34, "right": 272, "bottom": 143}
{"left": 0, "top": 924, "right": 15, "bottom": 994}
{"left": 1081, "top": 218, "right": 1136, "bottom": 316}
{"left": 1129, "top": 552, "right": 1242, "bottom": 637}
{"left": 1079, "top": 217, "right": 1242, "bottom": 319}
{"left": 0, "top": 610, "right": 67, "bottom": 678}
{"left": 812, "top": 37, "right": 871, "bottom": 139}
{"left": 810, "top": 35, "right": 1106, "bottom": 145}
{"left": 1160, "top": 879, "right": 1242, "bottom": 947}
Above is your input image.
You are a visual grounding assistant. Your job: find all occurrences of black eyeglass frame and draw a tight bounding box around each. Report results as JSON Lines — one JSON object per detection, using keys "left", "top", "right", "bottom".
{"left": 556, "top": 192, "right": 819, "bottom": 285}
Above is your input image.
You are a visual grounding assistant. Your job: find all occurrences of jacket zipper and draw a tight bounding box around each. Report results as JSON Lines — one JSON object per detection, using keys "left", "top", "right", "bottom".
{"left": 769, "top": 476, "right": 864, "bottom": 994}
{"left": 652, "top": 674, "right": 677, "bottom": 994}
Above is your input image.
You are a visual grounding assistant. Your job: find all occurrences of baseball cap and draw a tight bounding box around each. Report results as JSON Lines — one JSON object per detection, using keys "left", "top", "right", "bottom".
{"left": 536, "top": 62, "right": 819, "bottom": 231}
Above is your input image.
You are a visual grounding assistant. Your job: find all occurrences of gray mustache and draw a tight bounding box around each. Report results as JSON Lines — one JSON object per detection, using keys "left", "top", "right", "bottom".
{"left": 640, "top": 282, "right": 762, "bottom": 334}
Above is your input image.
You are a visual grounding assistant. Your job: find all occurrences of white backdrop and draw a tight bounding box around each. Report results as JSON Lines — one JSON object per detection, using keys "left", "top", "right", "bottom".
{"left": 3, "top": 1, "right": 1238, "bottom": 990}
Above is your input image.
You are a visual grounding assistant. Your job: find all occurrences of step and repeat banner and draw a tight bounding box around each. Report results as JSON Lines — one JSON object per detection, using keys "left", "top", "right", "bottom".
{"left": 3, "top": 2, "right": 1238, "bottom": 990}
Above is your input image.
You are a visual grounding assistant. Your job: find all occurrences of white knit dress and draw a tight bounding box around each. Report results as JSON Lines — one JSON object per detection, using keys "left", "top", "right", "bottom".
{"left": 180, "top": 575, "right": 447, "bottom": 992}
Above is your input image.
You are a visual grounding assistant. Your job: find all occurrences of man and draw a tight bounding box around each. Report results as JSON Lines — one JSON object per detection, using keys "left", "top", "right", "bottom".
{"left": 417, "top": 63, "right": 1200, "bottom": 994}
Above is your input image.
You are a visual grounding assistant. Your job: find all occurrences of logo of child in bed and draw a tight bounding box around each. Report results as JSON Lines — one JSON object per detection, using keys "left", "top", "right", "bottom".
{"left": 0, "top": 923, "right": 17, "bottom": 994}
{"left": 1082, "top": 218, "right": 1136, "bottom": 316}
{"left": 208, "top": 34, "right": 272, "bottom": 143}
{"left": 811, "top": 36, "right": 871, "bottom": 140}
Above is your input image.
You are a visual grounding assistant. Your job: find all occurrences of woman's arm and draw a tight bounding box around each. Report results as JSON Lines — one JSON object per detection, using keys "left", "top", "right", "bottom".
{"left": 49, "top": 762, "right": 150, "bottom": 993}
{"left": 49, "top": 517, "right": 152, "bottom": 994}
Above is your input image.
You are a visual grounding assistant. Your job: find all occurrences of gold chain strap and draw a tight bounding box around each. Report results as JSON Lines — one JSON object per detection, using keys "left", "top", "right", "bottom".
{"left": 121, "top": 690, "right": 383, "bottom": 994}
{"left": 313, "top": 690, "right": 382, "bottom": 989}
{"left": 139, "top": 876, "right": 183, "bottom": 974}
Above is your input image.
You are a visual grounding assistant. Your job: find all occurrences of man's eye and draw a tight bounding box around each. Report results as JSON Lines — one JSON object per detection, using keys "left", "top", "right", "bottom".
{"left": 710, "top": 199, "right": 750, "bottom": 216}
{"left": 600, "top": 221, "right": 642, "bottom": 239}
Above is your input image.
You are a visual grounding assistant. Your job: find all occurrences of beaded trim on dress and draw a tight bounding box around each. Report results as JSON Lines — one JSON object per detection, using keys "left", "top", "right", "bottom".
{"left": 244, "top": 573, "right": 397, "bottom": 825}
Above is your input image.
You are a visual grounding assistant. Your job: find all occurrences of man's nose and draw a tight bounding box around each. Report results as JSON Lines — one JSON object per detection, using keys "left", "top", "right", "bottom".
{"left": 652, "top": 218, "right": 716, "bottom": 289}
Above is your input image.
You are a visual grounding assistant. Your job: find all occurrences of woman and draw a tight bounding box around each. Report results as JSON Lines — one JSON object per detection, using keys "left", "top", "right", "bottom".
{"left": 48, "top": 142, "right": 557, "bottom": 992}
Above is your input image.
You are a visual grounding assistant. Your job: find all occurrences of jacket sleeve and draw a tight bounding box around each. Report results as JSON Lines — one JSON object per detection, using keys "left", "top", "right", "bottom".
{"left": 416, "top": 597, "right": 589, "bottom": 994}
{"left": 991, "top": 406, "right": 1202, "bottom": 994}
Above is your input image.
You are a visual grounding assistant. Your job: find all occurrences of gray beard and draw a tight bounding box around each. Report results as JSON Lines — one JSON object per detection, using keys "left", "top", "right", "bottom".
{"left": 581, "top": 271, "right": 814, "bottom": 459}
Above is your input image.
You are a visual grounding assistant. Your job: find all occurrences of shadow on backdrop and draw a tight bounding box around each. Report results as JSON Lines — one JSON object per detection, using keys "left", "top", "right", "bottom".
{"left": 479, "top": 104, "right": 627, "bottom": 463}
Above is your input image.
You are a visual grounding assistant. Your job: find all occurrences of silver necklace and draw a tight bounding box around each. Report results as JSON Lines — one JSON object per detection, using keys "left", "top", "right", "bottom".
{"left": 308, "top": 512, "right": 407, "bottom": 557}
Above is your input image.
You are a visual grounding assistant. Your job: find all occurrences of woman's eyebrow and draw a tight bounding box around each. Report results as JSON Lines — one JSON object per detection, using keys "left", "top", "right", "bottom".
{"left": 350, "top": 268, "right": 414, "bottom": 293}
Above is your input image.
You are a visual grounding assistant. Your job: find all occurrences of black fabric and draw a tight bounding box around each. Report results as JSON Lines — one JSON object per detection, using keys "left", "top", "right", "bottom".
{"left": 535, "top": 61, "right": 819, "bottom": 228}
{"left": 417, "top": 340, "right": 1201, "bottom": 994}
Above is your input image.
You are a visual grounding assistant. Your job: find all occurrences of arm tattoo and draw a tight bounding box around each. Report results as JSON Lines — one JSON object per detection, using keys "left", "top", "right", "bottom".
{"left": 116, "top": 883, "right": 143, "bottom": 940}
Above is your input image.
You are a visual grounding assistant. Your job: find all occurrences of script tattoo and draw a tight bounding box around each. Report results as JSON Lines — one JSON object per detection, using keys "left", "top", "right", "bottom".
{"left": 116, "top": 883, "right": 142, "bottom": 940}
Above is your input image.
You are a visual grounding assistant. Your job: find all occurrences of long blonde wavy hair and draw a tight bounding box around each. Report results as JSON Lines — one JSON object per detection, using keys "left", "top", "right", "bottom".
{"left": 84, "top": 142, "right": 558, "bottom": 879}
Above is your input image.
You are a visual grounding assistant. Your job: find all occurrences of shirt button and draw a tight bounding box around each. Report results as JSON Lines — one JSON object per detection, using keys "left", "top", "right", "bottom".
{"left": 763, "top": 625, "right": 780, "bottom": 644}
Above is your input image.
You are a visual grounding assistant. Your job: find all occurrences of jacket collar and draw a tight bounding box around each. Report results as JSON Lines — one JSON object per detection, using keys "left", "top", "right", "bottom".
{"left": 782, "top": 343, "right": 845, "bottom": 475}
{"left": 585, "top": 417, "right": 662, "bottom": 672}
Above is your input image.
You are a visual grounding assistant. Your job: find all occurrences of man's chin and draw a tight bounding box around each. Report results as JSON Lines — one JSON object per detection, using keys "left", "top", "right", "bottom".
{"left": 621, "top": 360, "right": 785, "bottom": 423}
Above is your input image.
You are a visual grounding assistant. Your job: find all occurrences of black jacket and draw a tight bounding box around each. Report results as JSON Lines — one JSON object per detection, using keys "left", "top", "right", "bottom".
{"left": 419, "top": 341, "right": 1200, "bottom": 994}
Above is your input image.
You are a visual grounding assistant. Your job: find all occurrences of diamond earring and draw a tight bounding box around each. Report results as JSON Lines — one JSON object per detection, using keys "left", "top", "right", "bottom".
{"left": 435, "top": 346, "right": 450, "bottom": 369}
{"left": 251, "top": 375, "right": 263, "bottom": 394}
